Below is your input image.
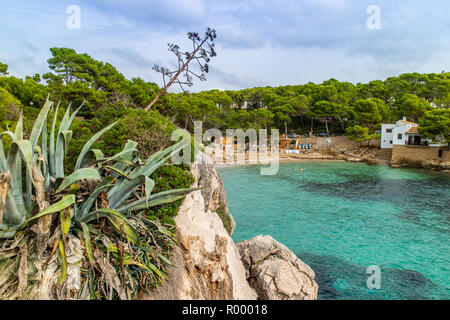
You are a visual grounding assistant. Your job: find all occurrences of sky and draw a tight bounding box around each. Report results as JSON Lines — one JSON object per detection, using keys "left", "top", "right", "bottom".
{"left": 0, "top": 0, "right": 449, "bottom": 92}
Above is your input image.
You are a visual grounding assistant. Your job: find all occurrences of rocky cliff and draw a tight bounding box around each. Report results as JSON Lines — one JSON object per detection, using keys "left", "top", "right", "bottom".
{"left": 147, "top": 151, "right": 318, "bottom": 300}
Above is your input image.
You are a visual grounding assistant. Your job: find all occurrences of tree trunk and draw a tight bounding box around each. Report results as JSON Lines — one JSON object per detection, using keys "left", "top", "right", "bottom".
{"left": 145, "top": 39, "right": 207, "bottom": 111}
{"left": 284, "top": 121, "right": 288, "bottom": 137}
{"left": 338, "top": 116, "right": 345, "bottom": 132}
{"left": 310, "top": 117, "right": 314, "bottom": 134}
{"left": 0, "top": 172, "right": 10, "bottom": 225}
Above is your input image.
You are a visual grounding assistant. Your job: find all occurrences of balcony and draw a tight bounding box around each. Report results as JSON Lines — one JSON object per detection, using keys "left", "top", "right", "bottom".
{"left": 406, "top": 140, "right": 428, "bottom": 146}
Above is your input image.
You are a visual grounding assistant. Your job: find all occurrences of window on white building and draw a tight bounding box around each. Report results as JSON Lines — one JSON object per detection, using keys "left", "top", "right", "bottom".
{"left": 398, "top": 133, "right": 402, "bottom": 140}
{"left": 386, "top": 128, "right": 392, "bottom": 133}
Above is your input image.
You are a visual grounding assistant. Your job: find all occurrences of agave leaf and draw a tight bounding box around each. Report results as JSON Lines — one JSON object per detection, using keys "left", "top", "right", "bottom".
{"left": 116, "top": 188, "right": 200, "bottom": 213}
{"left": 107, "top": 175, "right": 154, "bottom": 209}
{"left": 2, "top": 133, "right": 33, "bottom": 215}
{"left": 0, "top": 177, "right": 26, "bottom": 229}
{"left": 80, "top": 222, "right": 94, "bottom": 267}
{"left": 26, "top": 194, "right": 75, "bottom": 222}
{"left": 29, "top": 99, "right": 53, "bottom": 151}
{"left": 2, "top": 133, "right": 33, "bottom": 177}
{"left": 79, "top": 149, "right": 104, "bottom": 169}
{"left": 129, "top": 138, "right": 187, "bottom": 180}
{"left": 54, "top": 103, "right": 77, "bottom": 178}
{"left": 108, "top": 139, "right": 185, "bottom": 196}
{"left": 68, "top": 103, "right": 84, "bottom": 127}
{"left": 74, "top": 121, "right": 118, "bottom": 171}
{"left": 14, "top": 112, "right": 23, "bottom": 139}
{"left": 99, "top": 148, "right": 137, "bottom": 165}
{"left": 57, "top": 103, "right": 72, "bottom": 134}
{"left": 109, "top": 140, "right": 138, "bottom": 179}
{"left": 104, "top": 166, "right": 130, "bottom": 180}
{"left": 144, "top": 177, "right": 155, "bottom": 206}
{"left": 49, "top": 101, "right": 61, "bottom": 178}
{"left": 40, "top": 115, "right": 50, "bottom": 191}
{"left": 57, "top": 239, "right": 68, "bottom": 285}
{"left": 55, "top": 168, "right": 100, "bottom": 193}
{"left": 109, "top": 215, "right": 140, "bottom": 246}
{"left": 122, "top": 195, "right": 186, "bottom": 213}
{"left": 158, "top": 253, "right": 173, "bottom": 266}
{"left": 55, "top": 130, "right": 73, "bottom": 178}
{"left": 122, "top": 258, "right": 150, "bottom": 271}
{"left": 84, "top": 208, "right": 132, "bottom": 225}
{"left": 1, "top": 192, "right": 25, "bottom": 232}
{"left": 85, "top": 208, "right": 140, "bottom": 246}
{"left": 77, "top": 177, "right": 114, "bottom": 221}
{"left": 143, "top": 218, "right": 175, "bottom": 239}
{"left": 146, "top": 261, "right": 164, "bottom": 278}
{"left": 25, "top": 172, "right": 33, "bottom": 212}
{"left": 60, "top": 209, "right": 71, "bottom": 235}
{"left": 0, "top": 138, "right": 7, "bottom": 172}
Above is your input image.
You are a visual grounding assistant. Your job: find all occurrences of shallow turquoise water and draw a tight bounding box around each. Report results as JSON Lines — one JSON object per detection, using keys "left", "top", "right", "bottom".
{"left": 217, "top": 162, "right": 450, "bottom": 300}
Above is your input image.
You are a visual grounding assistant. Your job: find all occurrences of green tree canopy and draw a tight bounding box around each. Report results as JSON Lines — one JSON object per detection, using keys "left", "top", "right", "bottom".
{"left": 395, "top": 94, "right": 433, "bottom": 122}
{"left": 251, "top": 108, "right": 274, "bottom": 130}
{"left": 418, "top": 109, "right": 450, "bottom": 144}
{"left": 0, "top": 62, "right": 8, "bottom": 76}
{"left": 352, "top": 98, "right": 383, "bottom": 127}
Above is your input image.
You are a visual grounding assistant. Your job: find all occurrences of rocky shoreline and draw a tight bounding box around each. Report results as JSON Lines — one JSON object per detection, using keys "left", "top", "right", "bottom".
{"left": 147, "top": 141, "right": 448, "bottom": 300}
{"left": 146, "top": 151, "right": 319, "bottom": 300}
{"left": 210, "top": 135, "right": 449, "bottom": 172}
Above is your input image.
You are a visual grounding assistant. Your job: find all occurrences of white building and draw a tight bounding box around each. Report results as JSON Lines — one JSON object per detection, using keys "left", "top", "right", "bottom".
{"left": 380, "top": 117, "right": 419, "bottom": 149}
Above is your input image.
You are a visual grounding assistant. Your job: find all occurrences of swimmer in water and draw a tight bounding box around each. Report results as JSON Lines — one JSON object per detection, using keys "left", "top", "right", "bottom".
{"left": 299, "top": 168, "right": 303, "bottom": 172}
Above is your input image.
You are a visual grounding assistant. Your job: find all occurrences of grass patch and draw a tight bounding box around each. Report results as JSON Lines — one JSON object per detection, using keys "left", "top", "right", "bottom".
{"left": 216, "top": 205, "right": 232, "bottom": 235}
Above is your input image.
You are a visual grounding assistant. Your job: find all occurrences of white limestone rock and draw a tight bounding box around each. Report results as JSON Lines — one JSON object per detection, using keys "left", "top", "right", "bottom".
{"left": 237, "top": 235, "right": 318, "bottom": 300}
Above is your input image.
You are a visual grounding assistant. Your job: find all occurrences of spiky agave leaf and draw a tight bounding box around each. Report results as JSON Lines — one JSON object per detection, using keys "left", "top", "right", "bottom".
{"left": 107, "top": 175, "right": 154, "bottom": 209}
{"left": 108, "top": 137, "right": 187, "bottom": 197}
{"left": 116, "top": 187, "right": 200, "bottom": 214}
{"left": 77, "top": 177, "right": 114, "bottom": 221}
{"left": 74, "top": 121, "right": 118, "bottom": 171}
{"left": 53, "top": 103, "right": 83, "bottom": 178}
{"left": 55, "top": 168, "right": 101, "bottom": 193}
{"left": 49, "top": 101, "right": 60, "bottom": 178}
{"left": 84, "top": 208, "right": 140, "bottom": 246}
{"left": 26, "top": 194, "right": 75, "bottom": 222}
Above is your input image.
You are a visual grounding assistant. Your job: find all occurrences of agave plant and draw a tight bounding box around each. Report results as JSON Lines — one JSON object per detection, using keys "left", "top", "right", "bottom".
{"left": 0, "top": 99, "right": 197, "bottom": 299}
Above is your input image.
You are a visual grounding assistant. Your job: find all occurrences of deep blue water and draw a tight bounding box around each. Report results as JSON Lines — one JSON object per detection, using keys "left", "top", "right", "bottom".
{"left": 217, "top": 161, "right": 450, "bottom": 300}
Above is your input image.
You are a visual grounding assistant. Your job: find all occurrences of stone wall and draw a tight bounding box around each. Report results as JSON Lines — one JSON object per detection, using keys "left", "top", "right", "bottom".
{"left": 391, "top": 145, "right": 449, "bottom": 164}
{"left": 443, "top": 149, "right": 450, "bottom": 162}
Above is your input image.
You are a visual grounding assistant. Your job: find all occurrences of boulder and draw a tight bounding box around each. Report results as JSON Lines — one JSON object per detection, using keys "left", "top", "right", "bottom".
{"left": 237, "top": 235, "right": 318, "bottom": 300}
{"left": 420, "top": 159, "right": 439, "bottom": 170}
{"left": 229, "top": 213, "right": 236, "bottom": 236}
{"left": 439, "top": 161, "right": 450, "bottom": 170}
{"left": 146, "top": 152, "right": 257, "bottom": 300}
{"left": 191, "top": 151, "right": 228, "bottom": 212}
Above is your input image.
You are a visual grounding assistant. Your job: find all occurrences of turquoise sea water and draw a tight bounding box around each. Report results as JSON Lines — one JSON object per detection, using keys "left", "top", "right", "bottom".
{"left": 217, "top": 161, "right": 450, "bottom": 300}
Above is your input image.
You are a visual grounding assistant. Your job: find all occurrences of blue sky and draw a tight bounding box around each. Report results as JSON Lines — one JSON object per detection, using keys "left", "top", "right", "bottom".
{"left": 0, "top": 0, "right": 449, "bottom": 92}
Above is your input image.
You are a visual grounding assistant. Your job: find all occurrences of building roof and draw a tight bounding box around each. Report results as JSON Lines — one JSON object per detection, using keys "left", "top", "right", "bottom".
{"left": 399, "top": 119, "right": 418, "bottom": 125}
{"left": 405, "top": 126, "right": 419, "bottom": 134}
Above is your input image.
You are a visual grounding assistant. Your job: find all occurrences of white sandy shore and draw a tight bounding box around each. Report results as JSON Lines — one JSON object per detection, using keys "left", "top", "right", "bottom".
{"left": 214, "top": 157, "right": 346, "bottom": 168}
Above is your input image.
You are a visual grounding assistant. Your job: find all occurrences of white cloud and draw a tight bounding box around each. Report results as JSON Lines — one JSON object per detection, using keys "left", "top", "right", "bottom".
{"left": 0, "top": 0, "right": 448, "bottom": 91}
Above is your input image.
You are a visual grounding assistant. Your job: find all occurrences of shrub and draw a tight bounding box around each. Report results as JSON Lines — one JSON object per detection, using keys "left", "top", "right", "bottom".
{"left": 147, "top": 164, "right": 194, "bottom": 225}
{"left": 66, "top": 108, "right": 177, "bottom": 172}
{"left": 216, "top": 205, "right": 232, "bottom": 235}
{"left": 0, "top": 100, "right": 198, "bottom": 299}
